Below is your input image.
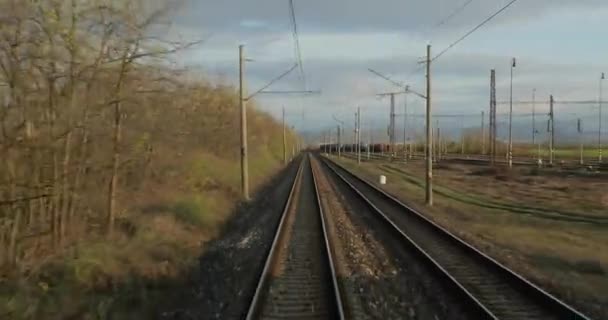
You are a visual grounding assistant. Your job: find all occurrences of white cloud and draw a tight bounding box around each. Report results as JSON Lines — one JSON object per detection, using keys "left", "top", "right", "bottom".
{"left": 169, "top": 1, "right": 608, "bottom": 135}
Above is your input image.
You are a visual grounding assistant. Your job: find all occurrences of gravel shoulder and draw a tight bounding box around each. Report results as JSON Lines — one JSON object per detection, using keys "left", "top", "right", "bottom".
{"left": 160, "top": 157, "right": 301, "bottom": 320}
{"left": 311, "top": 156, "right": 470, "bottom": 320}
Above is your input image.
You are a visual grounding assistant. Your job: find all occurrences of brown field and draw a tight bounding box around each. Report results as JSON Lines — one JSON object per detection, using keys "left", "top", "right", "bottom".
{"left": 333, "top": 156, "right": 608, "bottom": 319}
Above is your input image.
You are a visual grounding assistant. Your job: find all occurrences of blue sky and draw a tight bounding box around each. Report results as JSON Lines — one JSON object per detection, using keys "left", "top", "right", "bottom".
{"left": 173, "top": 0, "right": 608, "bottom": 141}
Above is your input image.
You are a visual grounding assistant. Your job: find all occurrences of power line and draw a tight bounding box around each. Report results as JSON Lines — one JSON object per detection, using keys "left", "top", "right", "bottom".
{"left": 288, "top": 0, "right": 306, "bottom": 89}
{"left": 401, "top": 0, "right": 475, "bottom": 81}
{"left": 406, "top": 113, "right": 536, "bottom": 118}
{"left": 400, "top": 0, "right": 515, "bottom": 83}
{"left": 288, "top": 0, "right": 308, "bottom": 127}
{"left": 404, "top": 64, "right": 426, "bottom": 82}
{"left": 435, "top": 0, "right": 474, "bottom": 28}
{"left": 433, "top": 0, "right": 520, "bottom": 62}
{"left": 246, "top": 64, "right": 298, "bottom": 100}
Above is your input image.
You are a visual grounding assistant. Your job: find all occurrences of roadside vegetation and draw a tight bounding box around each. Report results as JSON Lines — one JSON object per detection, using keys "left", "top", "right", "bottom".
{"left": 0, "top": 1, "right": 298, "bottom": 319}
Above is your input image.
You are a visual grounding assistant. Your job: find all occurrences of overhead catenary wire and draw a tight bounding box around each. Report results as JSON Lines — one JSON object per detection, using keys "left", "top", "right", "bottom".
{"left": 432, "top": 0, "right": 521, "bottom": 62}
{"left": 406, "top": 113, "right": 537, "bottom": 118}
{"left": 402, "top": 0, "right": 476, "bottom": 81}
{"left": 435, "top": 0, "right": 475, "bottom": 28}
{"left": 395, "top": 0, "right": 519, "bottom": 84}
{"left": 289, "top": 0, "right": 306, "bottom": 89}
{"left": 288, "top": 0, "right": 308, "bottom": 134}
{"left": 246, "top": 64, "right": 298, "bottom": 100}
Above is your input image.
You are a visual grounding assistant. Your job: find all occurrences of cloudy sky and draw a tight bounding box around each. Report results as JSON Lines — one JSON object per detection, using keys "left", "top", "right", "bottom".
{"left": 172, "top": 0, "right": 608, "bottom": 141}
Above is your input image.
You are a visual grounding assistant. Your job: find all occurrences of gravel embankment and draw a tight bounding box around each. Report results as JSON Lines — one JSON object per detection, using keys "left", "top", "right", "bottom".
{"left": 161, "top": 158, "right": 301, "bottom": 320}
{"left": 312, "top": 156, "right": 470, "bottom": 320}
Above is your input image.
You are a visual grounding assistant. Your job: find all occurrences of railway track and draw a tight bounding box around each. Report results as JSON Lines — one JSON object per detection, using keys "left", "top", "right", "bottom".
{"left": 245, "top": 155, "right": 345, "bottom": 320}
{"left": 339, "top": 151, "right": 608, "bottom": 171}
{"left": 339, "top": 151, "right": 537, "bottom": 167}
{"left": 320, "top": 155, "right": 594, "bottom": 320}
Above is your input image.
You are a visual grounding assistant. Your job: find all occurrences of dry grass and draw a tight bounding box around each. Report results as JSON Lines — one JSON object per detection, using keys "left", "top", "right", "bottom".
{"left": 387, "top": 161, "right": 608, "bottom": 218}
{"left": 335, "top": 157, "right": 608, "bottom": 318}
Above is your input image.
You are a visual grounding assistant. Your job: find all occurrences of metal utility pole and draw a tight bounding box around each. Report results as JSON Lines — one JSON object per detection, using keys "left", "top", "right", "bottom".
{"left": 532, "top": 88, "right": 536, "bottom": 146}
{"left": 337, "top": 125, "right": 341, "bottom": 158}
{"left": 368, "top": 69, "right": 425, "bottom": 161}
{"left": 357, "top": 107, "right": 361, "bottom": 164}
{"left": 599, "top": 72, "right": 605, "bottom": 163}
{"left": 353, "top": 112, "right": 357, "bottom": 153}
{"left": 238, "top": 45, "right": 317, "bottom": 200}
{"left": 375, "top": 91, "right": 404, "bottom": 159}
{"left": 368, "top": 122, "right": 372, "bottom": 160}
{"left": 436, "top": 120, "right": 440, "bottom": 161}
{"left": 490, "top": 69, "right": 497, "bottom": 166}
{"left": 578, "top": 118, "right": 584, "bottom": 165}
{"left": 423, "top": 124, "right": 427, "bottom": 159}
{"left": 533, "top": 89, "right": 542, "bottom": 166}
{"left": 390, "top": 93, "right": 396, "bottom": 159}
{"left": 239, "top": 45, "right": 250, "bottom": 200}
{"left": 549, "top": 95, "right": 555, "bottom": 165}
{"left": 341, "top": 126, "right": 344, "bottom": 155}
{"left": 329, "top": 131, "right": 332, "bottom": 155}
{"left": 481, "top": 111, "right": 486, "bottom": 155}
{"left": 537, "top": 130, "right": 542, "bottom": 167}
{"left": 425, "top": 44, "right": 433, "bottom": 206}
{"left": 326, "top": 131, "right": 330, "bottom": 154}
{"left": 461, "top": 116, "right": 465, "bottom": 155}
{"left": 328, "top": 129, "right": 332, "bottom": 154}
{"left": 403, "top": 93, "right": 408, "bottom": 161}
{"left": 332, "top": 114, "right": 345, "bottom": 158}
{"left": 282, "top": 106, "right": 287, "bottom": 165}
{"left": 508, "top": 58, "right": 516, "bottom": 168}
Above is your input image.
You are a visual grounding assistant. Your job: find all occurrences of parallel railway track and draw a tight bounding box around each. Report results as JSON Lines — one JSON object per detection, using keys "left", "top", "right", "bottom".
{"left": 245, "top": 155, "right": 345, "bottom": 320}
{"left": 339, "top": 151, "right": 607, "bottom": 170}
{"left": 320, "top": 155, "right": 593, "bottom": 320}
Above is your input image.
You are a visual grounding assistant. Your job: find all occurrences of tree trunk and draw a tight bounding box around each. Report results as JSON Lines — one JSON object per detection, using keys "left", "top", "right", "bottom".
{"left": 5, "top": 157, "right": 18, "bottom": 267}
{"left": 52, "top": 150, "right": 59, "bottom": 247}
{"left": 107, "top": 49, "right": 129, "bottom": 237}
{"left": 59, "top": 131, "right": 72, "bottom": 244}
{"left": 68, "top": 129, "right": 86, "bottom": 239}
{"left": 107, "top": 99, "right": 121, "bottom": 237}
{"left": 60, "top": 0, "right": 77, "bottom": 243}
{"left": 47, "top": 76, "right": 60, "bottom": 248}
{"left": 7, "top": 207, "right": 21, "bottom": 267}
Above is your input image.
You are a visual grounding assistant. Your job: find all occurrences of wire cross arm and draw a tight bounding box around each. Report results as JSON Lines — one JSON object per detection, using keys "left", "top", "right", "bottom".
{"left": 406, "top": 87, "right": 427, "bottom": 100}
{"left": 369, "top": 68, "right": 426, "bottom": 99}
{"left": 258, "top": 90, "right": 321, "bottom": 95}
{"left": 332, "top": 114, "right": 345, "bottom": 125}
{"left": 368, "top": 68, "right": 405, "bottom": 88}
{"left": 246, "top": 63, "right": 298, "bottom": 101}
{"left": 497, "top": 100, "right": 608, "bottom": 105}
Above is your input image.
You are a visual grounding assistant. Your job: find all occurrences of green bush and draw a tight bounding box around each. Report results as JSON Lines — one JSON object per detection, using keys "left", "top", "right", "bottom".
{"left": 171, "top": 198, "right": 209, "bottom": 228}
